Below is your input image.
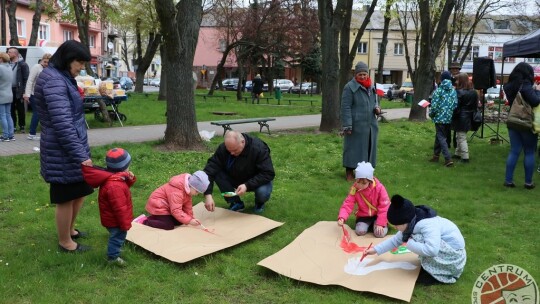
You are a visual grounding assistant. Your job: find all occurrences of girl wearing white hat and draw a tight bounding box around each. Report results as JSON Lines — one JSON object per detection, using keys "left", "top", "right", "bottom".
{"left": 337, "top": 162, "right": 390, "bottom": 237}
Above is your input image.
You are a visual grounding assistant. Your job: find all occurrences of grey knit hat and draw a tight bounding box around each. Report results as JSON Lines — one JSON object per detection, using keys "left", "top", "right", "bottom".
{"left": 188, "top": 171, "right": 210, "bottom": 193}
{"left": 354, "top": 61, "right": 369, "bottom": 74}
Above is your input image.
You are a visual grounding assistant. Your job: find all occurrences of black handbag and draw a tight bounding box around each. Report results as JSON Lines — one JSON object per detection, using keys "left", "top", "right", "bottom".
{"left": 471, "top": 110, "right": 482, "bottom": 131}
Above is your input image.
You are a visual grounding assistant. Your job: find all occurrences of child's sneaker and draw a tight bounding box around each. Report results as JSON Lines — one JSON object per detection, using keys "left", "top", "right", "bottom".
{"left": 8, "top": 136, "right": 15, "bottom": 141}
{"left": 0, "top": 136, "right": 9, "bottom": 142}
{"left": 108, "top": 257, "right": 127, "bottom": 267}
{"left": 229, "top": 202, "right": 245, "bottom": 212}
{"left": 133, "top": 214, "right": 147, "bottom": 224}
{"left": 27, "top": 134, "right": 40, "bottom": 140}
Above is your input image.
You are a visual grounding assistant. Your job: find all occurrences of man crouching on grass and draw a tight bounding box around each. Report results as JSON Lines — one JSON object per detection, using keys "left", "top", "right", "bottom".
{"left": 203, "top": 130, "right": 275, "bottom": 213}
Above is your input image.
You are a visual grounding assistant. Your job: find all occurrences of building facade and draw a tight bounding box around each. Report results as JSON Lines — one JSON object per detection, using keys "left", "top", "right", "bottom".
{"left": 1, "top": 1, "right": 105, "bottom": 75}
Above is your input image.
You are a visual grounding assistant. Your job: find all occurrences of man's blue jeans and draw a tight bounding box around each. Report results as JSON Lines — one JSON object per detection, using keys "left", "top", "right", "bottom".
{"left": 106, "top": 227, "right": 127, "bottom": 260}
{"left": 214, "top": 170, "right": 273, "bottom": 207}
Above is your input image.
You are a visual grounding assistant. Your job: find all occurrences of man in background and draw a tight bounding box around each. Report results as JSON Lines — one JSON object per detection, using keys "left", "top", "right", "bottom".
{"left": 8, "top": 47, "right": 29, "bottom": 133}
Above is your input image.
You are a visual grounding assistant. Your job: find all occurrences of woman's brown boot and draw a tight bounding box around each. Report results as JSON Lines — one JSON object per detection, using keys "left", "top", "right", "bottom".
{"left": 345, "top": 168, "right": 355, "bottom": 181}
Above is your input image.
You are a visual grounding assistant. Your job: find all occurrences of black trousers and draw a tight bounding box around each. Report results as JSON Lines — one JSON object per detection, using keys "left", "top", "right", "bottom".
{"left": 11, "top": 88, "right": 25, "bottom": 129}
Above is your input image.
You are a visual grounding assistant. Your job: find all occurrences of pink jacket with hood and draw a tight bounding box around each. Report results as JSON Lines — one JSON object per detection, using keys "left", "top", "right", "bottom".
{"left": 337, "top": 177, "right": 390, "bottom": 227}
{"left": 145, "top": 173, "right": 194, "bottom": 225}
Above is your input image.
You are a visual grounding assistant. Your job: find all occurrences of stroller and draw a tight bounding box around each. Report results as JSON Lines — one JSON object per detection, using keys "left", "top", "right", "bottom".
{"left": 91, "top": 95, "right": 128, "bottom": 126}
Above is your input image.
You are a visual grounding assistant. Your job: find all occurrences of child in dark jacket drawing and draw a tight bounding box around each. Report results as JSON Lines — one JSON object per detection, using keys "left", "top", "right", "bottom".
{"left": 82, "top": 148, "right": 136, "bottom": 266}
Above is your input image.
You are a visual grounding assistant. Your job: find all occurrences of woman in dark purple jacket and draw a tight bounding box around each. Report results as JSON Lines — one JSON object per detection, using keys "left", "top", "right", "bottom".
{"left": 34, "top": 40, "right": 94, "bottom": 253}
{"left": 503, "top": 62, "right": 540, "bottom": 189}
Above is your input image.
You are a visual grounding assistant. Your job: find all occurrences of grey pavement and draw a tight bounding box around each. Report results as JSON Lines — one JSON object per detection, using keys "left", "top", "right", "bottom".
{"left": 0, "top": 108, "right": 411, "bottom": 157}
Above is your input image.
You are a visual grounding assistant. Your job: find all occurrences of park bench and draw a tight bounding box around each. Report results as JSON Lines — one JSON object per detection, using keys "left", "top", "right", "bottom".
{"left": 211, "top": 117, "right": 276, "bottom": 135}
{"left": 242, "top": 96, "right": 273, "bottom": 104}
{"left": 196, "top": 94, "right": 227, "bottom": 102}
{"left": 280, "top": 99, "right": 317, "bottom": 106}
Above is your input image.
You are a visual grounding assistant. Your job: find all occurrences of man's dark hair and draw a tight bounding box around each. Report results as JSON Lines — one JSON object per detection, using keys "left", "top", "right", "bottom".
{"left": 49, "top": 40, "right": 91, "bottom": 71}
{"left": 7, "top": 46, "right": 19, "bottom": 53}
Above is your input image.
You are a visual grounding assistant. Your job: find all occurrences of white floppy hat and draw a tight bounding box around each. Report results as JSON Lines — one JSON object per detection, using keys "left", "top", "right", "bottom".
{"left": 354, "top": 161, "right": 374, "bottom": 181}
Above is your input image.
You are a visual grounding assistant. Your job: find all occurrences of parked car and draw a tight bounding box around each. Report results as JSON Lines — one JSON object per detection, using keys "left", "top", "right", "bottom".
{"left": 485, "top": 85, "right": 502, "bottom": 101}
{"left": 119, "top": 77, "right": 133, "bottom": 90}
{"left": 215, "top": 78, "right": 239, "bottom": 90}
{"left": 150, "top": 78, "right": 161, "bottom": 87}
{"left": 382, "top": 83, "right": 400, "bottom": 99}
{"left": 398, "top": 81, "right": 414, "bottom": 98}
{"left": 233, "top": 80, "right": 253, "bottom": 92}
{"left": 272, "top": 79, "right": 295, "bottom": 91}
{"left": 289, "top": 82, "right": 318, "bottom": 94}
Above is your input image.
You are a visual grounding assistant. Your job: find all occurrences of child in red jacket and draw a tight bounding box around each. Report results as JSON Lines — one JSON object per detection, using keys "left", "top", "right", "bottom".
{"left": 82, "top": 148, "right": 136, "bottom": 266}
{"left": 337, "top": 161, "right": 390, "bottom": 237}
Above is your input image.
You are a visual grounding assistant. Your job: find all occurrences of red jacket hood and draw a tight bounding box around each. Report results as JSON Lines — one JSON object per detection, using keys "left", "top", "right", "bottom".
{"left": 82, "top": 165, "right": 133, "bottom": 188}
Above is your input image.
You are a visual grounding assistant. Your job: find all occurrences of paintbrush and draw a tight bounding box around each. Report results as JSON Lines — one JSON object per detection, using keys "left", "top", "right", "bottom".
{"left": 359, "top": 242, "right": 373, "bottom": 262}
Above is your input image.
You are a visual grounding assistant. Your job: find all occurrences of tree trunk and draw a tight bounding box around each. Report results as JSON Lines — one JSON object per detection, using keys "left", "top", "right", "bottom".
{"left": 28, "top": 0, "right": 43, "bottom": 46}
{"left": 408, "top": 0, "right": 455, "bottom": 121}
{"left": 7, "top": 0, "right": 20, "bottom": 46}
{"left": 338, "top": 0, "right": 353, "bottom": 94}
{"left": 340, "top": 0, "right": 378, "bottom": 93}
{"left": 318, "top": 0, "right": 348, "bottom": 132}
{"left": 133, "top": 18, "right": 161, "bottom": 93}
{"left": 155, "top": 0, "right": 203, "bottom": 149}
{"left": 376, "top": 2, "right": 391, "bottom": 84}
{"left": 158, "top": 46, "right": 166, "bottom": 100}
{"left": 71, "top": 0, "right": 93, "bottom": 76}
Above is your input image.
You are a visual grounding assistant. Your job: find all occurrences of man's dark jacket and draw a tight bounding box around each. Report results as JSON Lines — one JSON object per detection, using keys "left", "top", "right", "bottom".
{"left": 204, "top": 133, "right": 275, "bottom": 194}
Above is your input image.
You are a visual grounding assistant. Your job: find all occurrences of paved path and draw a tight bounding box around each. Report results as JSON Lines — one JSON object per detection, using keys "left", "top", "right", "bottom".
{"left": 0, "top": 108, "right": 411, "bottom": 157}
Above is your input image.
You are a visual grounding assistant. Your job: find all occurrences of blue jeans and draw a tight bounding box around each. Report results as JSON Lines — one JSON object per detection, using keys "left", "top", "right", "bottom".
{"left": 505, "top": 128, "right": 538, "bottom": 184}
{"left": 433, "top": 123, "right": 452, "bottom": 160}
{"left": 0, "top": 103, "right": 14, "bottom": 138}
{"left": 214, "top": 170, "right": 273, "bottom": 207}
{"left": 106, "top": 227, "right": 127, "bottom": 260}
{"left": 28, "top": 95, "right": 40, "bottom": 135}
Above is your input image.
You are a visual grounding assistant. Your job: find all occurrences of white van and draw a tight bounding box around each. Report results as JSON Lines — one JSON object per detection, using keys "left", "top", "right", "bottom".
{"left": 0, "top": 46, "right": 57, "bottom": 67}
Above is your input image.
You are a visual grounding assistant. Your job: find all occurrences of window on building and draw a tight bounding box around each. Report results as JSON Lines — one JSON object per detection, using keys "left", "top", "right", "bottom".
{"left": 377, "top": 43, "right": 382, "bottom": 54}
{"left": 89, "top": 35, "right": 95, "bottom": 48}
{"left": 494, "top": 20, "right": 510, "bottom": 30}
{"left": 488, "top": 46, "right": 515, "bottom": 63}
{"left": 394, "top": 43, "right": 404, "bottom": 55}
{"left": 63, "top": 30, "right": 73, "bottom": 42}
{"left": 357, "top": 42, "right": 368, "bottom": 54}
{"left": 451, "top": 45, "right": 479, "bottom": 62}
{"left": 16, "top": 19, "right": 26, "bottom": 37}
{"left": 525, "top": 58, "right": 540, "bottom": 64}
{"left": 38, "top": 24, "right": 50, "bottom": 40}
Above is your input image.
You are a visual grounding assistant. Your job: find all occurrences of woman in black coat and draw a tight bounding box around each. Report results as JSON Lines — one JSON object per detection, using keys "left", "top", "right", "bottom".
{"left": 251, "top": 74, "right": 263, "bottom": 103}
{"left": 452, "top": 73, "right": 478, "bottom": 163}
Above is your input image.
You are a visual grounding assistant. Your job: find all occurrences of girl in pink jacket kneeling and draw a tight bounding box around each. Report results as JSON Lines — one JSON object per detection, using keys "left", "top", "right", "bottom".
{"left": 142, "top": 171, "right": 209, "bottom": 230}
{"left": 337, "top": 162, "right": 390, "bottom": 237}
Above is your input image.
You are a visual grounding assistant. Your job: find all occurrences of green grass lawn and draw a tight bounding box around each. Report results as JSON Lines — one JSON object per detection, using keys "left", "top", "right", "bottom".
{"left": 25, "top": 90, "right": 408, "bottom": 130}
{"left": 1, "top": 119, "right": 538, "bottom": 303}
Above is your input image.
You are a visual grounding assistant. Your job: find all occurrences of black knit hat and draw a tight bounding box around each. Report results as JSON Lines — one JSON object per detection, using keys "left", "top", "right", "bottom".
{"left": 387, "top": 195, "right": 416, "bottom": 225}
